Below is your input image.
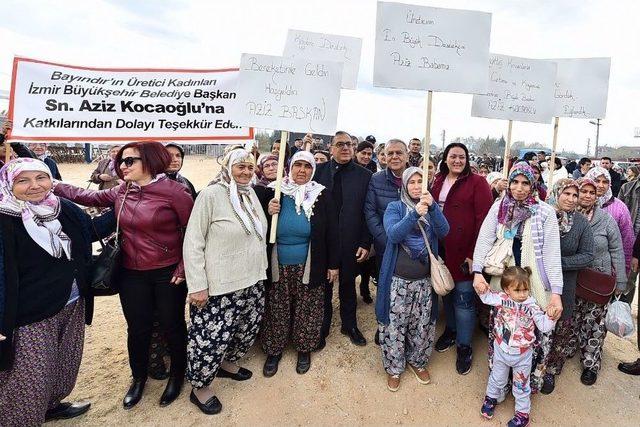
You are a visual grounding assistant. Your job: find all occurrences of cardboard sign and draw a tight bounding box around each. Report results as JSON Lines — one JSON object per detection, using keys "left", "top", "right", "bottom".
{"left": 231, "top": 53, "right": 342, "bottom": 135}
{"left": 552, "top": 57, "right": 611, "bottom": 119}
{"left": 7, "top": 57, "right": 252, "bottom": 143}
{"left": 373, "top": 1, "right": 491, "bottom": 94}
{"left": 472, "top": 54, "right": 557, "bottom": 124}
{"left": 284, "top": 29, "right": 362, "bottom": 89}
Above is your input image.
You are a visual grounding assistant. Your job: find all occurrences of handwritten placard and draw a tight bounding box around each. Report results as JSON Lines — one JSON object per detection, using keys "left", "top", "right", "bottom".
{"left": 471, "top": 54, "right": 557, "bottom": 124}
{"left": 283, "top": 29, "right": 362, "bottom": 90}
{"left": 373, "top": 1, "right": 491, "bottom": 94}
{"left": 231, "top": 53, "right": 342, "bottom": 135}
{"left": 551, "top": 57, "right": 610, "bottom": 119}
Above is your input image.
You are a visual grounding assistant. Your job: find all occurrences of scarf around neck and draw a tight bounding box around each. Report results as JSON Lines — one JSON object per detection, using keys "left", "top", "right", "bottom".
{"left": 498, "top": 162, "right": 538, "bottom": 237}
{"left": 268, "top": 151, "right": 324, "bottom": 221}
{"left": 0, "top": 158, "right": 71, "bottom": 258}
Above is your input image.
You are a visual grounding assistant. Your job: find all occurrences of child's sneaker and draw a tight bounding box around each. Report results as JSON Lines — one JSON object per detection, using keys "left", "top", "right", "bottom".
{"left": 480, "top": 396, "right": 497, "bottom": 419}
{"left": 507, "top": 411, "right": 530, "bottom": 427}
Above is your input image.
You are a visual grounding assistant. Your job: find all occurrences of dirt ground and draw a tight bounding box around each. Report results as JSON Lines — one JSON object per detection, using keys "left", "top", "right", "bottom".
{"left": 52, "top": 156, "right": 639, "bottom": 426}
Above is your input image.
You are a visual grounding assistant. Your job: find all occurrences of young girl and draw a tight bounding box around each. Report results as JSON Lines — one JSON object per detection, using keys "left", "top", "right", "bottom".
{"left": 474, "top": 266, "right": 556, "bottom": 427}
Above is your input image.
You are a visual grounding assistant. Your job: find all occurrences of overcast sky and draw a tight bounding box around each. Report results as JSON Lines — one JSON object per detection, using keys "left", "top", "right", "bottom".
{"left": 2, "top": 0, "right": 639, "bottom": 153}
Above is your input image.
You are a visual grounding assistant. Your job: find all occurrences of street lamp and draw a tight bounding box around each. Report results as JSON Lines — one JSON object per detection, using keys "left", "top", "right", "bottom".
{"left": 589, "top": 119, "right": 602, "bottom": 157}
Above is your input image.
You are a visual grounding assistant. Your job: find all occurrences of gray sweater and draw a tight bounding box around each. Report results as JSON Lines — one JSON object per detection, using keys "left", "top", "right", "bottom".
{"left": 559, "top": 213, "right": 594, "bottom": 318}
{"left": 588, "top": 208, "right": 627, "bottom": 291}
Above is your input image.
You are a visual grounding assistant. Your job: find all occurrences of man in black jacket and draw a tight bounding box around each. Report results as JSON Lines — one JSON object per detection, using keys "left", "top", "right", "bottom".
{"left": 601, "top": 156, "right": 622, "bottom": 197}
{"left": 314, "top": 131, "right": 372, "bottom": 347}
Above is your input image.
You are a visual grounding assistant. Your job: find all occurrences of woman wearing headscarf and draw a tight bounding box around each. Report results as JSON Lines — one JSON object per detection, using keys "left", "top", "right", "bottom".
{"left": 183, "top": 148, "right": 267, "bottom": 415}
{"left": 53, "top": 141, "right": 194, "bottom": 409}
{"left": 257, "top": 151, "right": 339, "bottom": 376}
{"left": 473, "top": 162, "right": 564, "bottom": 392}
{"left": 540, "top": 179, "right": 594, "bottom": 394}
{"left": 90, "top": 145, "right": 122, "bottom": 190}
{"left": 585, "top": 166, "right": 634, "bottom": 274}
{"left": 376, "top": 167, "right": 449, "bottom": 391}
{"left": 531, "top": 164, "right": 547, "bottom": 201}
{"left": 562, "top": 178, "right": 626, "bottom": 386}
{"left": 0, "top": 158, "right": 112, "bottom": 425}
{"left": 254, "top": 153, "right": 279, "bottom": 188}
{"left": 165, "top": 143, "right": 196, "bottom": 199}
{"left": 430, "top": 143, "right": 493, "bottom": 375}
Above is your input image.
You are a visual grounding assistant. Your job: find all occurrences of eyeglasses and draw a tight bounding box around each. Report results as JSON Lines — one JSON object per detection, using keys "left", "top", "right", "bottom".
{"left": 334, "top": 141, "right": 352, "bottom": 149}
{"left": 119, "top": 157, "right": 142, "bottom": 167}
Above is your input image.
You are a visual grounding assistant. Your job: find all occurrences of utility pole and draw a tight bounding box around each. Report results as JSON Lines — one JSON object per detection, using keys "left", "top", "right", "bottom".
{"left": 589, "top": 119, "right": 602, "bottom": 158}
{"left": 441, "top": 129, "right": 446, "bottom": 151}
{"left": 586, "top": 138, "right": 591, "bottom": 157}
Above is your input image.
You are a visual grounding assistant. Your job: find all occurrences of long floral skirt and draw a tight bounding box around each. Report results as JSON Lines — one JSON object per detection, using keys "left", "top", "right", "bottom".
{"left": 186, "top": 283, "right": 265, "bottom": 389}
{"left": 0, "top": 299, "right": 85, "bottom": 426}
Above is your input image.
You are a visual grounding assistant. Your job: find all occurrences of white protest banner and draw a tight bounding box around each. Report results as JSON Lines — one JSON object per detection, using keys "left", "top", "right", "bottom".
{"left": 471, "top": 54, "right": 557, "bottom": 124}
{"left": 373, "top": 1, "right": 491, "bottom": 93}
{"left": 7, "top": 57, "right": 252, "bottom": 143}
{"left": 552, "top": 57, "right": 611, "bottom": 119}
{"left": 283, "top": 29, "right": 362, "bottom": 90}
{"left": 231, "top": 53, "right": 342, "bottom": 135}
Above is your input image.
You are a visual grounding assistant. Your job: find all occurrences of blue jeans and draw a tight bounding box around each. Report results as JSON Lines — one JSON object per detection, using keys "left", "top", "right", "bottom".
{"left": 443, "top": 280, "right": 476, "bottom": 346}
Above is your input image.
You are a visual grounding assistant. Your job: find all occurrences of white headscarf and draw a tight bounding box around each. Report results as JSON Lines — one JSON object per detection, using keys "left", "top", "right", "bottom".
{"left": 585, "top": 166, "right": 613, "bottom": 207}
{"left": 0, "top": 158, "right": 71, "bottom": 258}
{"left": 269, "top": 151, "right": 325, "bottom": 220}
{"left": 213, "top": 149, "right": 265, "bottom": 239}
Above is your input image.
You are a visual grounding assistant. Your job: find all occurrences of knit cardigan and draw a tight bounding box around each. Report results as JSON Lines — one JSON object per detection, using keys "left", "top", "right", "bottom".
{"left": 473, "top": 200, "right": 564, "bottom": 306}
{"left": 588, "top": 207, "right": 627, "bottom": 291}
{"left": 558, "top": 213, "right": 594, "bottom": 318}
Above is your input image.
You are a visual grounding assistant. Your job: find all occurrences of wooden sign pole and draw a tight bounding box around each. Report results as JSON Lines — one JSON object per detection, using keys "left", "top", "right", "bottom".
{"left": 546, "top": 117, "right": 560, "bottom": 195}
{"left": 4, "top": 143, "right": 10, "bottom": 164}
{"left": 422, "top": 90, "right": 433, "bottom": 192}
{"left": 269, "top": 130, "right": 289, "bottom": 244}
{"left": 502, "top": 120, "right": 513, "bottom": 179}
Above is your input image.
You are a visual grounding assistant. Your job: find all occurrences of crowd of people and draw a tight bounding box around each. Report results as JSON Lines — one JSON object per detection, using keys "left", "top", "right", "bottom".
{"left": 0, "top": 121, "right": 638, "bottom": 426}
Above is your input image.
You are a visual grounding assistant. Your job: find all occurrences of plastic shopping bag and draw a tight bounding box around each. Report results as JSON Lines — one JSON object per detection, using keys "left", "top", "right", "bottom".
{"left": 605, "top": 298, "right": 636, "bottom": 338}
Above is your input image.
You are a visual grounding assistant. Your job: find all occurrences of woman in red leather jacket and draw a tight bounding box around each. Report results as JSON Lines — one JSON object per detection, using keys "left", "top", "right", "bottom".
{"left": 54, "top": 141, "right": 194, "bottom": 410}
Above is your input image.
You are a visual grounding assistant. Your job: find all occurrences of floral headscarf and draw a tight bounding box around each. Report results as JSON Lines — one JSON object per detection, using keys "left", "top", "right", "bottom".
{"left": 255, "top": 154, "right": 278, "bottom": 187}
{"left": 548, "top": 178, "right": 579, "bottom": 235}
{"left": 0, "top": 158, "right": 71, "bottom": 258}
{"left": 213, "top": 149, "right": 264, "bottom": 239}
{"left": 576, "top": 177, "right": 598, "bottom": 221}
{"left": 269, "top": 151, "right": 324, "bottom": 220}
{"left": 498, "top": 161, "right": 538, "bottom": 236}
{"left": 584, "top": 166, "right": 613, "bottom": 207}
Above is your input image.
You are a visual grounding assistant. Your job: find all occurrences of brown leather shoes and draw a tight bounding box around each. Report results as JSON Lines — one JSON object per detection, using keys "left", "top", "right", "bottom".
{"left": 387, "top": 374, "right": 400, "bottom": 392}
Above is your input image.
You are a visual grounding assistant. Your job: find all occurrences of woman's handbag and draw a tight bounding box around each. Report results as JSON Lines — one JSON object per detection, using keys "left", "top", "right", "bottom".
{"left": 483, "top": 235, "right": 513, "bottom": 276}
{"left": 89, "top": 186, "right": 128, "bottom": 296}
{"left": 576, "top": 268, "right": 616, "bottom": 305}
{"left": 419, "top": 222, "right": 455, "bottom": 296}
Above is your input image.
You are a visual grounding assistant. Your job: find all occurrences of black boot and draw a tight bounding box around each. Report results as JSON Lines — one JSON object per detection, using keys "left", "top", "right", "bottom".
{"left": 580, "top": 368, "right": 597, "bottom": 385}
{"left": 618, "top": 358, "right": 640, "bottom": 376}
{"left": 45, "top": 402, "right": 91, "bottom": 421}
{"left": 263, "top": 354, "right": 282, "bottom": 377}
{"left": 123, "top": 378, "right": 146, "bottom": 410}
{"left": 540, "top": 373, "right": 555, "bottom": 395}
{"left": 340, "top": 327, "right": 367, "bottom": 346}
{"left": 296, "top": 352, "right": 311, "bottom": 374}
{"left": 360, "top": 282, "right": 373, "bottom": 304}
{"left": 456, "top": 345, "right": 473, "bottom": 375}
{"left": 435, "top": 328, "right": 456, "bottom": 352}
{"left": 159, "top": 375, "right": 184, "bottom": 407}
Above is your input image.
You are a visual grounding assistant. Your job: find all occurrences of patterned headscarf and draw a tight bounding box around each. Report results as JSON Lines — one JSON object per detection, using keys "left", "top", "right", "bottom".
{"left": 0, "top": 158, "right": 71, "bottom": 258}
{"left": 255, "top": 154, "right": 278, "bottom": 187}
{"left": 576, "top": 177, "right": 598, "bottom": 221}
{"left": 213, "top": 149, "right": 264, "bottom": 239}
{"left": 269, "top": 151, "right": 324, "bottom": 220}
{"left": 548, "top": 178, "right": 579, "bottom": 235}
{"left": 498, "top": 161, "right": 538, "bottom": 234}
{"left": 584, "top": 166, "right": 613, "bottom": 207}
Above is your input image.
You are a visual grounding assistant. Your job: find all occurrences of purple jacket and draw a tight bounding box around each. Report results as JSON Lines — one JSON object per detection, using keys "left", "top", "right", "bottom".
{"left": 603, "top": 197, "right": 634, "bottom": 273}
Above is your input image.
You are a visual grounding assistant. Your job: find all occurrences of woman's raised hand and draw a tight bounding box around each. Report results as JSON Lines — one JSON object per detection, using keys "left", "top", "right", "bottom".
{"left": 415, "top": 192, "right": 432, "bottom": 216}
{"left": 267, "top": 198, "right": 281, "bottom": 215}
{"left": 188, "top": 289, "right": 209, "bottom": 309}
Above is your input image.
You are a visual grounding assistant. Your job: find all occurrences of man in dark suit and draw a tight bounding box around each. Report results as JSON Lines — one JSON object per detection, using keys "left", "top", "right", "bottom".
{"left": 601, "top": 156, "right": 622, "bottom": 197}
{"left": 314, "top": 131, "right": 372, "bottom": 347}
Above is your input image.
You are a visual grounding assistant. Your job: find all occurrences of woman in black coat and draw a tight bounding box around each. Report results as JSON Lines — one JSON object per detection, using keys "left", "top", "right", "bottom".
{"left": 255, "top": 151, "right": 339, "bottom": 376}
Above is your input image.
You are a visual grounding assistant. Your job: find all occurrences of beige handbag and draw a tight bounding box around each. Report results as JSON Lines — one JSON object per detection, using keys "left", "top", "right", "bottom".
{"left": 419, "top": 223, "right": 455, "bottom": 296}
{"left": 483, "top": 233, "right": 513, "bottom": 276}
